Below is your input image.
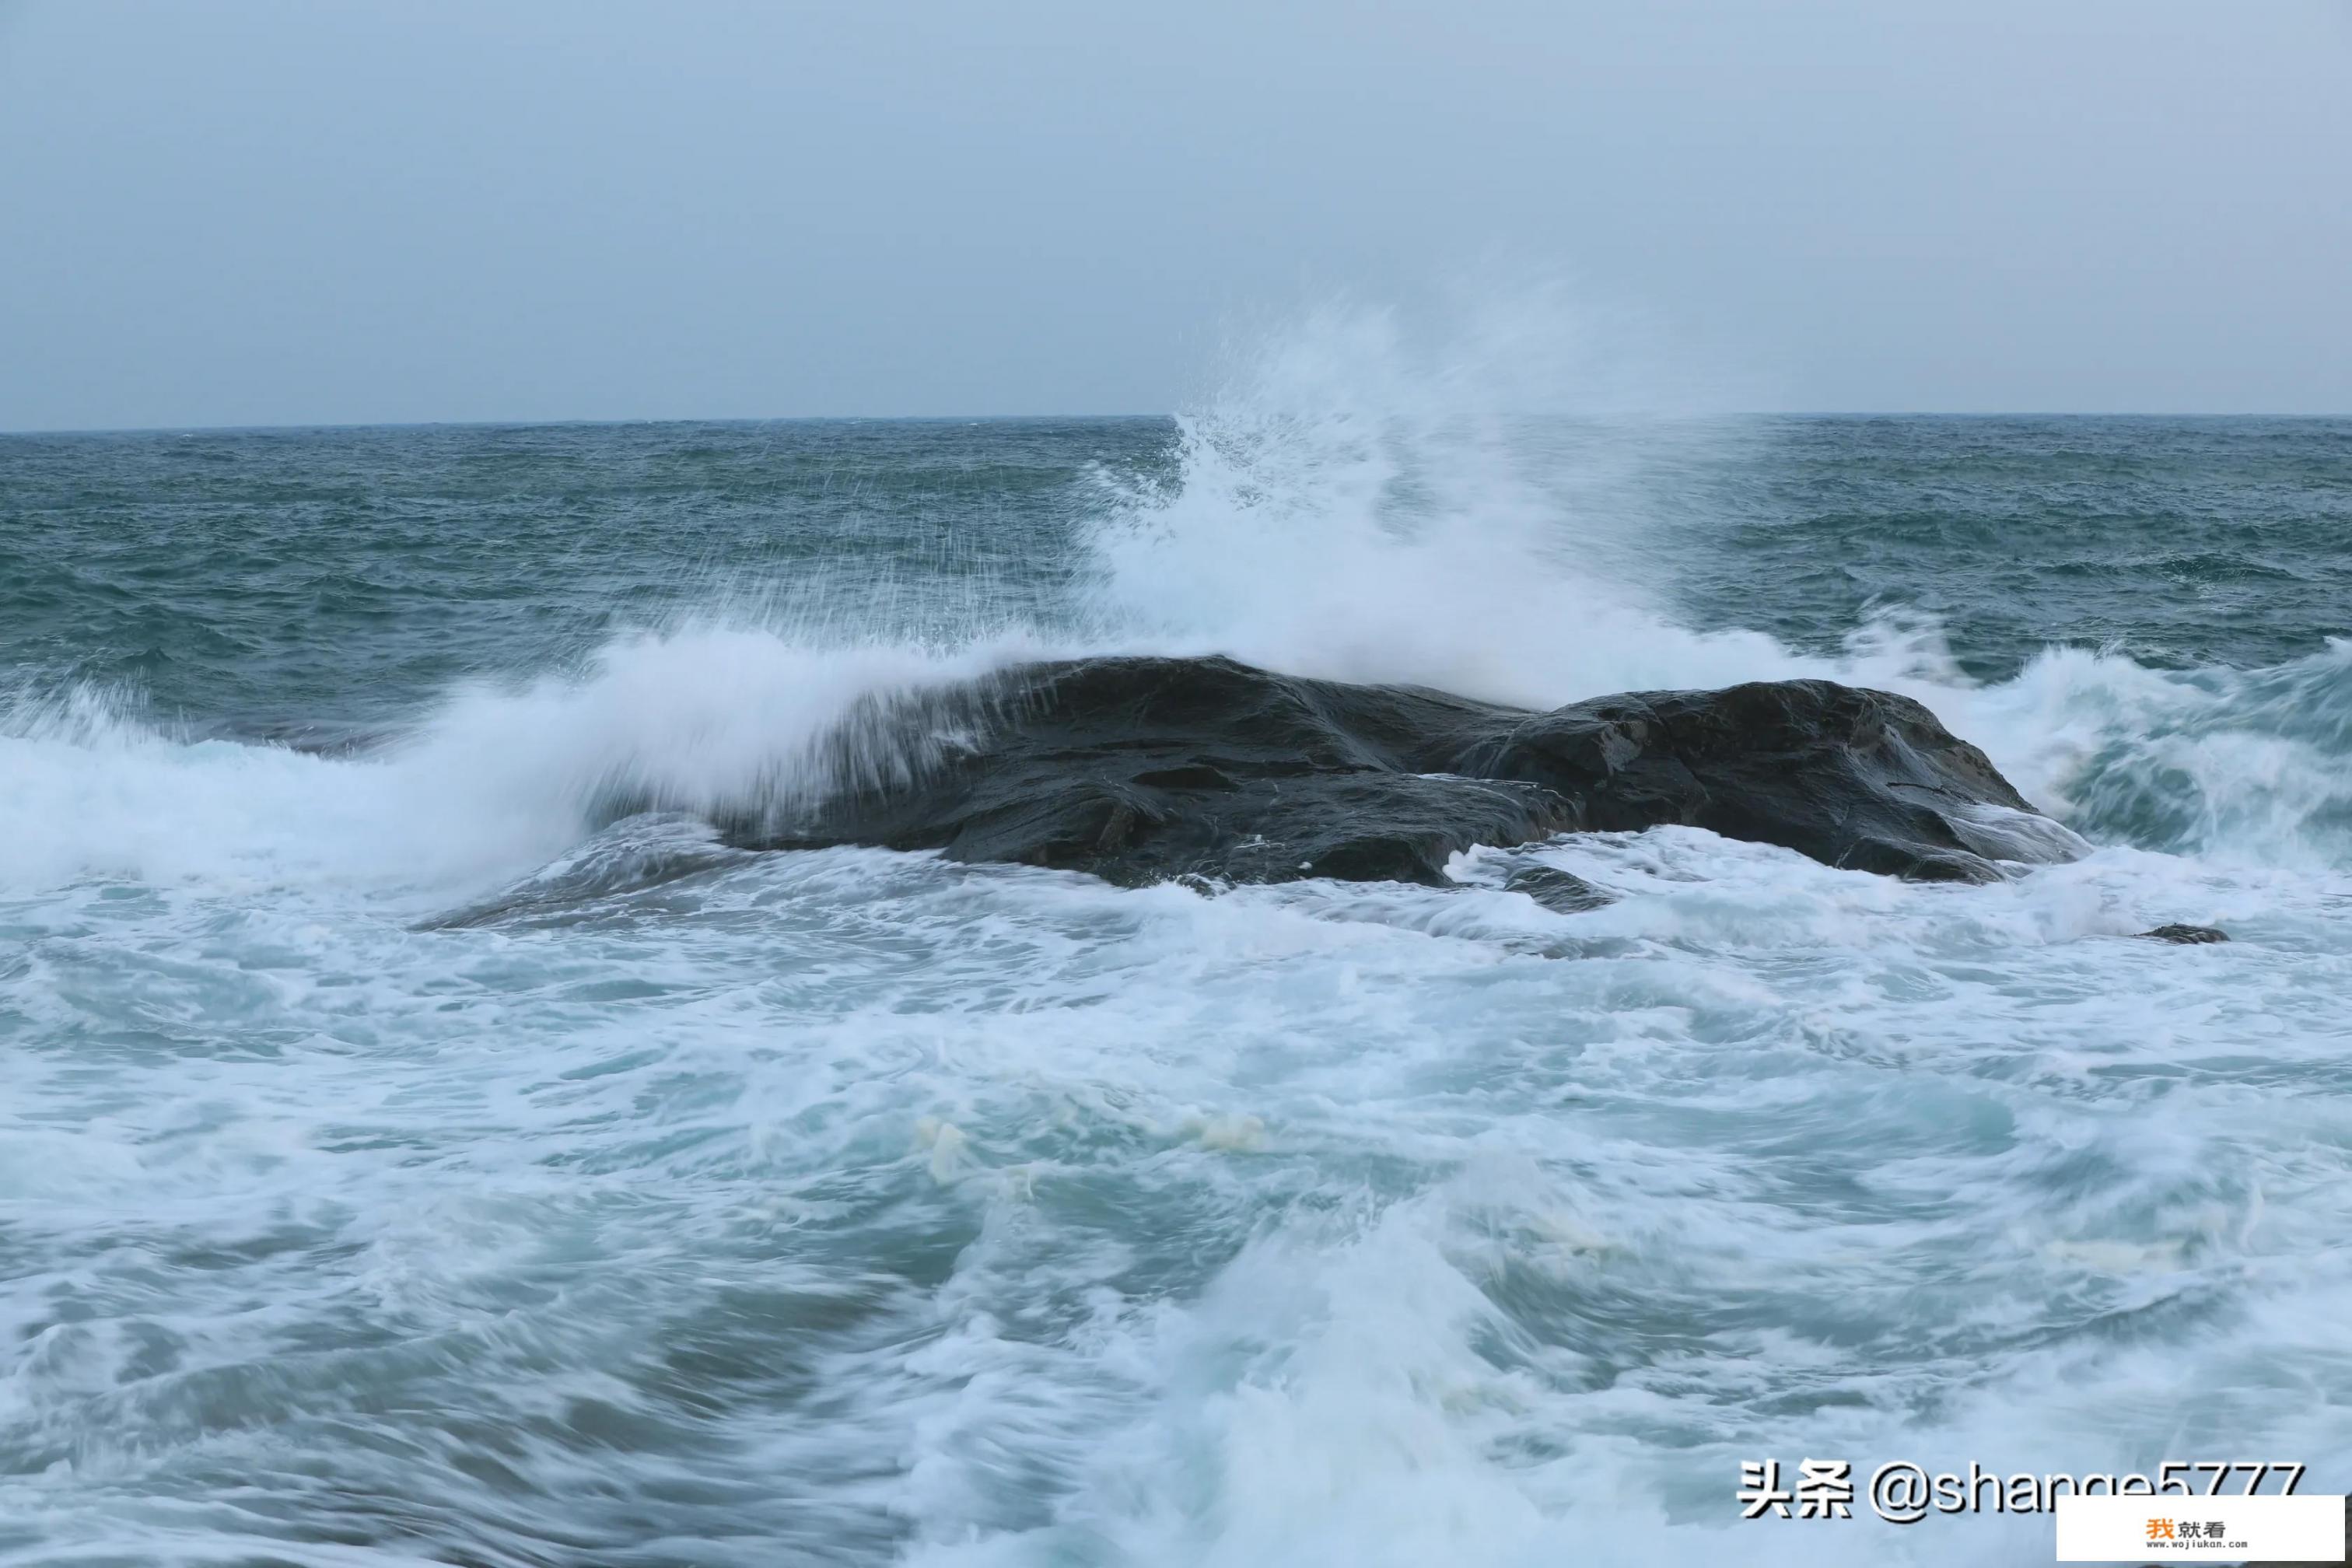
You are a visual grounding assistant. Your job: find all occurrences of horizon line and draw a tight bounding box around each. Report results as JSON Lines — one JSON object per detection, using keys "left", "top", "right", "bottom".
{"left": 5, "top": 409, "right": 2350, "bottom": 439}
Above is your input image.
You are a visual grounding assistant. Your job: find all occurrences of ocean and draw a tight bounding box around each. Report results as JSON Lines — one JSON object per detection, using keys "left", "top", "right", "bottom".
{"left": 5, "top": 363, "right": 2351, "bottom": 1564}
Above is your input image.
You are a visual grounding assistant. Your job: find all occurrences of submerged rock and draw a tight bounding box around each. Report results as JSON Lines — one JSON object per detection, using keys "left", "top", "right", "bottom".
{"left": 2139, "top": 923, "right": 2230, "bottom": 944}
{"left": 1503, "top": 863, "right": 1617, "bottom": 914}
{"left": 723, "top": 655, "right": 2074, "bottom": 890}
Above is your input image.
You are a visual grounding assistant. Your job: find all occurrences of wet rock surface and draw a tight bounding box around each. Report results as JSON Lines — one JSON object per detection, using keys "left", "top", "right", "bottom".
{"left": 1502, "top": 863, "right": 1617, "bottom": 913}
{"left": 723, "top": 655, "right": 2074, "bottom": 890}
{"left": 2140, "top": 923, "right": 2231, "bottom": 944}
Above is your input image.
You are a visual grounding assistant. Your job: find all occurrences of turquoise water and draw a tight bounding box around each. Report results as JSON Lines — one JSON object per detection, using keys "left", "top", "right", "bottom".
{"left": 6, "top": 417, "right": 2347, "bottom": 728}
{"left": 4, "top": 394, "right": 2350, "bottom": 1566}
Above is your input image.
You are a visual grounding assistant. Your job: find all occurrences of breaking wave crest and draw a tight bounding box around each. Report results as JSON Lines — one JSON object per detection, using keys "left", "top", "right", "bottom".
{"left": 4, "top": 299, "right": 2348, "bottom": 898}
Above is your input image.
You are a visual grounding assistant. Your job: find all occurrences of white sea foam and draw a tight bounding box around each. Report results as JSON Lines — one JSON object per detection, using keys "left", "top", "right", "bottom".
{"left": 0, "top": 631, "right": 1052, "bottom": 894}
{"left": 4, "top": 296, "right": 2350, "bottom": 1567}
{"left": 6, "top": 299, "right": 2346, "bottom": 896}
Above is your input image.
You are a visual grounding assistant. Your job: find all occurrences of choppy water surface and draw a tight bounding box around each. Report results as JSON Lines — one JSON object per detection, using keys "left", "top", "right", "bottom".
{"left": 5, "top": 337, "right": 2351, "bottom": 1566}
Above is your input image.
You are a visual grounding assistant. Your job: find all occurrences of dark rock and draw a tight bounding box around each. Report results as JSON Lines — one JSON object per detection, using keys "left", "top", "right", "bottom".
{"left": 717, "top": 655, "right": 2074, "bottom": 891}
{"left": 2139, "top": 923, "right": 2229, "bottom": 944}
{"left": 1462, "top": 678, "right": 2056, "bottom": 883}
{"left": 1502, "top": 864, "right": 1615, "bottom": 914}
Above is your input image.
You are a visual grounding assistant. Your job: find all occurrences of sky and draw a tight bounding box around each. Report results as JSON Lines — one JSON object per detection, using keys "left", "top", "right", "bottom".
{"left": 2, "top": 0, "right": 2348, "bottom": 429}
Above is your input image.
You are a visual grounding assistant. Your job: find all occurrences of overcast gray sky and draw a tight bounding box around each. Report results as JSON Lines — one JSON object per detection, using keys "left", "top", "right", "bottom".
{"left": 2, "top": 0, "right": 2347, "bottom": 429}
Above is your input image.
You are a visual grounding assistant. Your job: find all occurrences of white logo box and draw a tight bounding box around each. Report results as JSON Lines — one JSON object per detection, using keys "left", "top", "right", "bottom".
{"left": 2056, "top": 1493, "right": 2343, "bottom": 1562}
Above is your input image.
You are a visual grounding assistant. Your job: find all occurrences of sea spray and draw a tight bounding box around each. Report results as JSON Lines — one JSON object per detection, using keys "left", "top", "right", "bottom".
{"left": 4, "top": 320, "right": 2350, "bottom": 1566}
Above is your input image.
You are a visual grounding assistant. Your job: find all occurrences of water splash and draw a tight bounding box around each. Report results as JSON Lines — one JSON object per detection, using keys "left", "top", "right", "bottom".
{"left": 5, "top": 293, "right": 2350, "bottom": 901}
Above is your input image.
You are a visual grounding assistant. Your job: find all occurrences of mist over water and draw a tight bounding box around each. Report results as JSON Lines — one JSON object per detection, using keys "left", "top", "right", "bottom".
{"left": 4, "top": 303, "right": 2351, "bottom": 1566}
